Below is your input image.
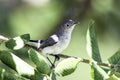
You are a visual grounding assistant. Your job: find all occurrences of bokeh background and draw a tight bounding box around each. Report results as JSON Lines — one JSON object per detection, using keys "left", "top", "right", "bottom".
{"left": 0, "top": 0, "right": 120, "bottom": 80}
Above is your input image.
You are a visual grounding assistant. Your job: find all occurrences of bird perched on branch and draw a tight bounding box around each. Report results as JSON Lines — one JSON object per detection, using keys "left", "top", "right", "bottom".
{"left": 29, "top": 19, "right": 77, "bottom": 67}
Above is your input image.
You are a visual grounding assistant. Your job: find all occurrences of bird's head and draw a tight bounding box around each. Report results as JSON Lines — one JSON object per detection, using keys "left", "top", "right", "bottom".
{"left": 57, "top": 19, "right": 78, "bottom": 36}
{"left": 63, "top": 19, "right": 76, "bottom": 29}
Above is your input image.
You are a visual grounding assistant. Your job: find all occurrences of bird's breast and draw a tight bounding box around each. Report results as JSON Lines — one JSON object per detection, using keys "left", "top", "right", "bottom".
{"left": 41, "top": 35, "right": 71, "bottom": 54}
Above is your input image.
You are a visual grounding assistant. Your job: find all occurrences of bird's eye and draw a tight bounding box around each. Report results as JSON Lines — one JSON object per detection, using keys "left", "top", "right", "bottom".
{"left": 66, "top": 24, "right": 69, "bottom": 27}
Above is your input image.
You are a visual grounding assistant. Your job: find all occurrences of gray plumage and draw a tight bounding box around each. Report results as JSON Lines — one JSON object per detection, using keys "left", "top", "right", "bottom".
{"left": 29, "top": 20, "right": 76, "bottom": 55}
{"left": 29, "top": 19, "right": 77, "bottom": 67}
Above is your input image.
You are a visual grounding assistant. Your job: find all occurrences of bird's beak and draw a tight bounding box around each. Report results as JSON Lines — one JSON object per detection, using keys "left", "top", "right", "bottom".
{"left": 74, "top": 21, "right": 80, "bottom": 26}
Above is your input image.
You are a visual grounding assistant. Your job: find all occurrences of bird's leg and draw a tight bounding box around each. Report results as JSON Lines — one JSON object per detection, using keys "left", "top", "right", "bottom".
{"left": 46, "top": 54, "right": 55, "bottom": 68}
{"left": 53, "top": 54, "right": 60, "bottom": 65}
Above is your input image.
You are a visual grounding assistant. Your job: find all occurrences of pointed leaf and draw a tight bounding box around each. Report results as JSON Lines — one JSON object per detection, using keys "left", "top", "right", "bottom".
{"left": 86, "top": 20, "right": 102, "bottom": 62}
{"left": 108, "top": 49, "right": 120, "bottom": 65}
{"left": 0, "top": 51, "right": 35, "bottom": 77}
{"left": 87, "top": 20, "right": 103, "bottom": 80}
{"left": 108, "top": 49, "right": 120, "bottom": 74}
{"left": 55, "top": 58, "right": 81, "bottom": 76}
{"left": 28, "top": 49, "right": 50, "bottom": 74}
{"left": 5, "top": 34, "right": 30, "bottom": 50}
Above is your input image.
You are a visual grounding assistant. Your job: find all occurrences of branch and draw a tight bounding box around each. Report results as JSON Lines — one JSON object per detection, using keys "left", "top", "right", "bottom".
{"left": 49, "top": 53, "right": 117, "bottom": 68}
{"left": 0, "top": 35, "right": 119, "bottom": 69}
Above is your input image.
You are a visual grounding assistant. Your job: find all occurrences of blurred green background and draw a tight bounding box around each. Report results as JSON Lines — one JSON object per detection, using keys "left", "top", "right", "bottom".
{"left": 0, "top": 0, "right": 120, "bottom": 80}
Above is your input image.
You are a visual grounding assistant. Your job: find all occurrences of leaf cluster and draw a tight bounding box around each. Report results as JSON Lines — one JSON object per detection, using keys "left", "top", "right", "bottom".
{"left": 0, "top": 20, "right": 120, "bottom": 80}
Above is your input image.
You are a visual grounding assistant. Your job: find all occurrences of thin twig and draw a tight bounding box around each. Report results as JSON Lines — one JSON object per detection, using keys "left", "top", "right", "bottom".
{"left": 49, "top": 54, "right": 117, "bottom": 68}
{"left": 0, "top": 35, "right": 119, "bottom": 69}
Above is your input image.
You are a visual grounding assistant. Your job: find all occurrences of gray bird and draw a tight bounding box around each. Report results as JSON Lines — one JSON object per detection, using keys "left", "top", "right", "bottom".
{"left": 29, "top": 19, "right": 77, "bottom": 67}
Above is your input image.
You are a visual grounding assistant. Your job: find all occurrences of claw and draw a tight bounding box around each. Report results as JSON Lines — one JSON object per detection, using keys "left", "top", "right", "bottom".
{"left": 46, "top": 54, "right": 61, "bottom": 68}
{"left": 51, "top": 64, "right": 55, "bottom": 69}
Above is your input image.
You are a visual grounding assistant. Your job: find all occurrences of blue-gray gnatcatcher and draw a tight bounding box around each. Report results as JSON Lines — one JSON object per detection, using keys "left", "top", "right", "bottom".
{"left": 29, "top": 19, "right": 77, "bottom": 67}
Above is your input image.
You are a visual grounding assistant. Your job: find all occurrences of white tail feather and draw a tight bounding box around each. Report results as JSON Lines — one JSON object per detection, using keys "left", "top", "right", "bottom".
{"left": 28, "top": 40, "right": 41, "bottom": 49}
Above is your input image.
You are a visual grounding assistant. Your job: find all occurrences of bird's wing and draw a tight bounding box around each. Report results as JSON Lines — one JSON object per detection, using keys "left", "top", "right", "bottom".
{"left": 40, "top": 35, "right": 59, "bottom": 49}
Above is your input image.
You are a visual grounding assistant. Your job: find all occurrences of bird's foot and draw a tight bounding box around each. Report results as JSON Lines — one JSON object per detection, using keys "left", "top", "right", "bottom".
{"left": 51, "top": 64, "right": 55, "bottom": 69}
{"left": 54, "top": 55, "right": 60, "bottom": 61}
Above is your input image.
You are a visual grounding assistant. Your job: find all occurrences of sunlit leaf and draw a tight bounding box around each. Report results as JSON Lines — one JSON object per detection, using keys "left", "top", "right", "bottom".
{"left": 28, "top": 49, "right": 50, "bottom": 74}
{"left": 5, "top": 34, "right": 30, "bottom": 50}
{"left": 86, "top": 20, "right": 102, "bottom": 62}
{"left": 114, "top": 72, "right": 120, "bottom": 78}
{"left": 0, "top": 67, "right": 30, "bottom": 80}
{"left": 50, "top": 72, "right": 57, "bottom": 80}
{"left": 55, "top": 57, "right": 81, "bottom": 76}
{"left": 43, "top": 75, "right": 50, "bottom": 80}
{"left": 106, "top": 75, "right": 120, "bottom": 80}
{"left": 0, "top": 51, "right": 35, "bottom": 77}
{"left": 87, "top": 20, "right": 104, "bottom": 80}
{"left": 91, "top": 62, "right": 109, "bottom": 80}
{"left": 0, "top": 35, "right": 8, "bottom": 44}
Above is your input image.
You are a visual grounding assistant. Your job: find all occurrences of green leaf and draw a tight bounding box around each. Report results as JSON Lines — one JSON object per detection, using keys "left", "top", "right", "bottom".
{"left": 108, "top": 49, "right": 120, "bottom": 75}
{"left": 0, "top": 67, "right": 30, "bottom": 80}
{"left": 55, "top": 57, "right": 81, "bottom": 76}
{"left": 108, "top": 49, "right": 120, "bottom": 65}
{"left": 0, "top": 35, "right": 8, "bottom": 44}
{"left": 50, "top": 72, "right": 57, "bottom": 80}
{"left": 0, "top": 67, "right": 18, "bottom": 80}
{"left": 0, "top": 51, "right": 35, "bottom": 78}
{"left": 108, "top": 50, "right": 120, "bottom": 77}
{"left": 28, "top": 49, "right": 50, "bottom": 74}
{"left": 86, "top": 20, "right": 102, "bottom": 62}
{"left": 5, "top": 34, "right": 30, "bottom": 50}
{"left": 106, "top": 75, "right": 120, "bottom": 80}
{"left": 114, "top": 72, "right": 120, "bottom": 78}
{"left": 91, "top": 62, "right": 109, "bottom": 80}
{"left": 30, "top": 71, "right": 45, "bottom": 80}
{"left": 87, "top": 20, "right": 104, "bottom": 80}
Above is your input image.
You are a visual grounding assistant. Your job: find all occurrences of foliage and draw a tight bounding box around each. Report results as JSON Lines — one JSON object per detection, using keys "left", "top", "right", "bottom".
{"left": 0, "top": 20, "right": 120, "bottom": 80}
